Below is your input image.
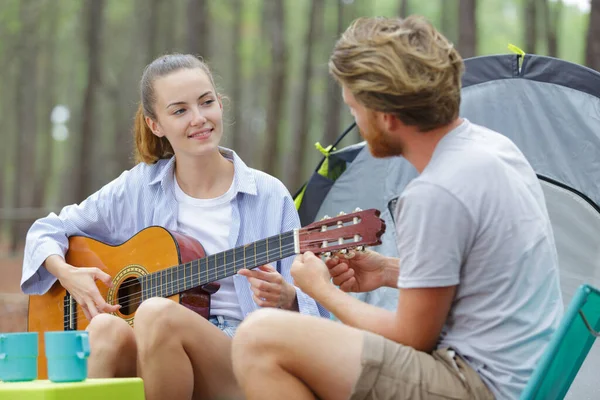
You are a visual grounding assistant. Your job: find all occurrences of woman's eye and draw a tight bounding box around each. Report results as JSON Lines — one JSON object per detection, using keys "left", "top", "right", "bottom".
{"left": 203, "top": 99, "right": 215, "bottom": 106}
{"left": 174, "top": 108, "right": 185, "bottom": 115}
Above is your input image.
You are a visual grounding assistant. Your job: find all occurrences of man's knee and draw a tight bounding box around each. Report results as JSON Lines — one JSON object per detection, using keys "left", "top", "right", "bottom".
{"left": 234, "top": 308, "right": 289, "bottom": 355}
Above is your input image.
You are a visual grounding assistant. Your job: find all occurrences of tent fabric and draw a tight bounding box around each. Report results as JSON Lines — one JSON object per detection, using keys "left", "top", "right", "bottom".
{"left": 297, "top": 55, "right": 600, "bottom": 396}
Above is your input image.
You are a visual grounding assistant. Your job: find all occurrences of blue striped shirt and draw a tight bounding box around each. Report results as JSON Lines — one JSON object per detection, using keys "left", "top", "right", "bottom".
{"left": 21, "top": 147, "right": 329, "bottom": 319}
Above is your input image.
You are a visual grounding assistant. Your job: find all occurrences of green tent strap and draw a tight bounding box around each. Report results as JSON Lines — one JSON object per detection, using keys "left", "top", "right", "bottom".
{"left": 508, "top": 43, "right": 525, "bottom": 72}
{"left": 294, "top": 142, "right": 335, "bottom": 210}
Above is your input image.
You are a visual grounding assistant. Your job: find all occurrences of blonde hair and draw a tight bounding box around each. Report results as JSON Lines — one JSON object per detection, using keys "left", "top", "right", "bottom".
{"left": 133, "top": 54, "right": 218, "bottom": 164}
{"left": 329, "top": 16, "right": 464, "bottom": 132}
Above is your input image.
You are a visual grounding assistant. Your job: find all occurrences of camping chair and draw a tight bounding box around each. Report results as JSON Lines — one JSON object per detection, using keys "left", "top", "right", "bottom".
{"left": 520, "top": 284, "right": 600, "bottom": 400}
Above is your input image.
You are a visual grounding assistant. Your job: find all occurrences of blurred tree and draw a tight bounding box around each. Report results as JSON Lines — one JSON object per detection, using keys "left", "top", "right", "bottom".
{"left": 541, "top": 0, "right": 562, "bottom": 58}
{"left": 585, "top": 0, "right": 600, "bottom": 70}
{"left": 398, "top": 0, "right": 409, "bottom": 17}
{"left": 458, "top": 0, "right": 477, "bottom": 58}
{"left": 11, "top": 0, "right": 40, "bottom": 251}
{"left": 230, "top": 0, "right": 243, "bottom": 153}
{"left": 145, "top": 0, "right": 162, "bottom": 64}
{"left": 524, "top": 0, "right": 537, "bottom": 53}
{"left": 74, "top": 0, "right": 106, "bottom": 200}
{"left": 440, "top": 0, "right": 458, "bottom": 44}
{"left": 323, "top": 0, "right": 345, "bottom": 147}
{"left": 33, "top": 0, "right": 59, "bottom": 210}
{"left": 288, "top": 0, "right": 324, "bottom": 190}
{"left": 264, "top": 0, "right": 287, "bottom": 176}
{"left": 187, "top": 0, "right": 209, "bottom": 58}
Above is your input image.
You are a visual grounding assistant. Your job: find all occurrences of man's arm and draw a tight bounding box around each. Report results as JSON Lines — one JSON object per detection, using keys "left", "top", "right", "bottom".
{"left": 301, "top": 252, "right": 456, "bottom": 352}
{"left": 314, "top": 280, "right": 456, "bottom": 352}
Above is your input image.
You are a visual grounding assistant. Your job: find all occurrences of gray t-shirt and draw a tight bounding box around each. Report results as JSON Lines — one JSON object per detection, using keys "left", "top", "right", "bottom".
{"left": 395, "top": 119, "right": 563, "bottom": 400}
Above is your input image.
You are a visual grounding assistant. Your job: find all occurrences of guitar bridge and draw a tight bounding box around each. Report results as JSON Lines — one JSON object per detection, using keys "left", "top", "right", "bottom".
{"left": 63, "top": 292, "right": 77, "bottom": 331}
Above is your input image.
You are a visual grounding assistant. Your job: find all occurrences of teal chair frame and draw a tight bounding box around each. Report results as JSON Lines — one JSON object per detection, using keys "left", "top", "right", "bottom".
{"left": 520, "top": 284, "right": 600, "bottom": 399}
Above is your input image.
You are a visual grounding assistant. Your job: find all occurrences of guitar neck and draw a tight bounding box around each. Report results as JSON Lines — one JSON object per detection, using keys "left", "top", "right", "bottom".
{"left": 139, "top": 230, "right": 298, "bottom": 299}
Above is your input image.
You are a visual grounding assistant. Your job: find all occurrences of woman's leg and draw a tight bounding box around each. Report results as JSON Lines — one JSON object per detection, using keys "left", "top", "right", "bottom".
{"left": 134, "top": 297, "right": 243, "bottom": 400}
{"left": 87, "top": 313, "right": 137, "bottom": 378}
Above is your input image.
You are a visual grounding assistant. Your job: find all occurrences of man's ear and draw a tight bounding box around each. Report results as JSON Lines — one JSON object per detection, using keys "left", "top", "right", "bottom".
{"left": 145, "top": 116, "right": 163, "bottom": 137}
{"left": 381, "top": 112, "right": 401, "bottom": 133}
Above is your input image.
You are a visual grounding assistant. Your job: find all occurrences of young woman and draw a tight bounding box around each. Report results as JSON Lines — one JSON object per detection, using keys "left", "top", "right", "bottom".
{"left": 21, "top": 53, "right": 327, "bottom": 400}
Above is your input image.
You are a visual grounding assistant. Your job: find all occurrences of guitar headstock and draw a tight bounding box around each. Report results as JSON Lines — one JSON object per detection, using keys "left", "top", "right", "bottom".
{"left": 299, "top": 208, "right": 386, "bottom": 256}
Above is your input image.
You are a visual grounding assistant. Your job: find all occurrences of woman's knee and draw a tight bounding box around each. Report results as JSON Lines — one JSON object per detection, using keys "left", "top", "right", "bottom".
{"left": 133, "top": 297, "right": 182, "bottom": 337}
{"left": 87, "top": 313, "right": 136, "bottom": 354}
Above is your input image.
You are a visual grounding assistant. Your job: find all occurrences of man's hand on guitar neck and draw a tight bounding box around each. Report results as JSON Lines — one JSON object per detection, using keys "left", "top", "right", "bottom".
{"left": 44, "top": 255, "right": 121, "bottom": 321}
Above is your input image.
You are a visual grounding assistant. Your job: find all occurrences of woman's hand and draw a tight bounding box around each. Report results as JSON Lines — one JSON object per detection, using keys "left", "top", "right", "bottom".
{"left": 238, "top": 264, "right": 298, "bottom": 310}
{"left": 45, "top": 255, "right": 121, "bottom": 321}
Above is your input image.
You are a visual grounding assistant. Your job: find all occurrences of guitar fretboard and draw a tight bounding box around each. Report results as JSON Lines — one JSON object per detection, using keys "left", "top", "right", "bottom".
{"left": 138, "top": 231, "right": 297, "bottom": 300}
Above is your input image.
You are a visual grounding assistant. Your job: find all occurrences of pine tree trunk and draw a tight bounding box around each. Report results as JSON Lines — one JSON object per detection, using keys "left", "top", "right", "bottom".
{"left": 74, "top": 0, "right": 106, "bottom": 201}
{"left": 263, "top": 0, "right": 287, "bottom": 177}
{"left": 458, "top": 0, "right": 477, "bottom": 59}
{"left": 585, "top": 0, "right": 600, "bottom": 71}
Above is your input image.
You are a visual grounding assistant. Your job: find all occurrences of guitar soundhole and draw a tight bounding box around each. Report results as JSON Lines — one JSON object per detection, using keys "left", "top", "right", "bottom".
{"left": 117, "top": 277, "right": 142, "bottom": 316}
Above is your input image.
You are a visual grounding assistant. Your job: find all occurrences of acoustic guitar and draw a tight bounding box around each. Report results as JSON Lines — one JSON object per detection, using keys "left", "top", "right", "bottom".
{"left": 28, "top": 208, "right": 385, "bottom": 378}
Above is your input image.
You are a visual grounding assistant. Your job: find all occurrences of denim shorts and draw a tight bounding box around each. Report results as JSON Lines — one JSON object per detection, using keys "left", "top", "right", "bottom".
{"left": 208, "top": 315, "right": 242, "bottom": 338}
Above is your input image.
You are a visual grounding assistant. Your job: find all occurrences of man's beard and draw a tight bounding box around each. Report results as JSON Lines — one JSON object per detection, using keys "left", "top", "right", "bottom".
{"left": 361, "top": 123, "right": 403, "bottom": 158}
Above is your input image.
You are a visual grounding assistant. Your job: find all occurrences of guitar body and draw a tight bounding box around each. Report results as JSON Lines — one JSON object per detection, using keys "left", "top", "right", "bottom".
{"left": 28, "top": 226, "right": 215, "bottom": 379}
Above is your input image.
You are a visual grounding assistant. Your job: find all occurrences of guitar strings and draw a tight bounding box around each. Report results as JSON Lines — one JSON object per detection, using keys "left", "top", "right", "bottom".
{"left": 63, "top": 233, "right": 365, "bottom": 321}
{"left": 109, "top": 234, "right": 354, "bottom": 309}
{"left": 62, "top": 244, "right": 297, "bottom": 324}
{"left": 108, "top": 242, "right": 299, "bottom": 308}
{"left": 112, "top": 229, "right": 358, "bottom": 294}
{"left": 62, "top": 241, "right": 308, "bottom": 322}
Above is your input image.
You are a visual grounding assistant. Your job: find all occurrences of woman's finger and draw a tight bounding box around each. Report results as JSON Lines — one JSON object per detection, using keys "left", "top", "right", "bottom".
{"left": 244, "top": 268, "right": 279, "bottom": 283}
{"left": 252, "top": 294, "right": 274, "bottom": 308}
{"left": 85, "top": 300, "right": 99, "bottom": 319}
{"left": 92, "top": 291, "right": 120, "bottom": 313}
{"left": 248, "top": 276, "right": 278, "bottom": 293}
{"left": 252, "top": 287, "right": 279, "bottom": 302}
{"left": 80, "top": 304, "right": 92, "bottom": 322}
{"left": 257, "top": 264, "right": 276, "bottom": 273}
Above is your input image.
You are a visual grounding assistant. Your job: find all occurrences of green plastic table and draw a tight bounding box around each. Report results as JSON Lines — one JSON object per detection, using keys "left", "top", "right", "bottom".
{"left": 0, "top": 378, "right": 144, "bottom": 399}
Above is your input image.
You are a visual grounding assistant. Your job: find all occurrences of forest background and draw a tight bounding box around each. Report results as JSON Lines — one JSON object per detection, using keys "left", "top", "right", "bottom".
{"left": 0, "top": 0, "right": 599, "bottom": 257}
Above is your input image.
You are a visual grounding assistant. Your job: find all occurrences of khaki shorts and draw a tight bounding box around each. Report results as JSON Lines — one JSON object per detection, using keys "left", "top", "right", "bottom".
{"left": 350, "top": 331, "right": 495, "bottom": 400}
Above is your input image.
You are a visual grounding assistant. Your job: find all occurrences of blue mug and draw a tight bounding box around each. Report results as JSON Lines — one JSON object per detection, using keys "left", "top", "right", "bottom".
{"left": 44, "top": 331, "right": 90, "bottom": 382}
{"left": 0, "top": 332, "right": 38, "bottom": 382}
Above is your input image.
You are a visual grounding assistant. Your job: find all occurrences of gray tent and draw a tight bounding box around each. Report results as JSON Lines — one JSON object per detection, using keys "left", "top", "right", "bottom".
{"left": 297, "top": 54, "right": 600, "bottom": 398}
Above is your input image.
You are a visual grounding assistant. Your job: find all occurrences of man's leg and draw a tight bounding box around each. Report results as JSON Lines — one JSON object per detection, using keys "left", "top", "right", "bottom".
{"left": 231, "top": 308, "right": 364, "bottom": 400}
{"left": 232, "top": 309, "right": 493, "bottom": 400}
{"left": 87, "top": 313, "right": 137, "bottom": 378}
{"left": 134, "top": 297, "right": 243, "bottom": 400}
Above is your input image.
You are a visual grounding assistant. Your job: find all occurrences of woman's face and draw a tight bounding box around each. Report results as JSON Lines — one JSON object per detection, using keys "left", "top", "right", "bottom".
{"left": 146, "top": 68, "right": 223, "bottom": 160}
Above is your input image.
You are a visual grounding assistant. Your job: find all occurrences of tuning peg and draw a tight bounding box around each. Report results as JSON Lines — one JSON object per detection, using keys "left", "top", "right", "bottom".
{"left": 356, "top": 246, "right": 365, "bottom": 252}
{"left": 321, "top": 215, "right": 330, "bottom": 221}
{"left": 339, "top": 249, "right": 347, "bottom": 254}
{"left": 323, "top": 252, "right": 332, "bottom": 258}
{"left": 354, "top": 207, "right": 362, "bottom": 212}
{"left": 338, "top": 211, "right": 346, "bottom": 216}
